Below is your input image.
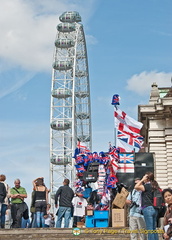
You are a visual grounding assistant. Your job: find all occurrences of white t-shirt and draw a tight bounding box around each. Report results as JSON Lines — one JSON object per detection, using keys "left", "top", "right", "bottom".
{"left": 72, "top": 196, "right": 87, "bottom": 217}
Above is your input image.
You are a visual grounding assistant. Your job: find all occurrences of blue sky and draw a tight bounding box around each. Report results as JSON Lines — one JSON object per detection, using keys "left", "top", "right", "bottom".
{"left": 0, "top": 0, "right": 172, "bottom": 202}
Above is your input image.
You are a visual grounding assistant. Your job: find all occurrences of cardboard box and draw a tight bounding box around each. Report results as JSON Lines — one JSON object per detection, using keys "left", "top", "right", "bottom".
{"left": 86, "top": 209, "right": 93, "bottom": 216}
{"left": 112, "top": 187, "right": 129, "bottom": 209}
{"left": 111, "top": 208, "right": 127, "bottom": 228}
{"left": 77, "top": 222, "right": 85, "bottom": 228}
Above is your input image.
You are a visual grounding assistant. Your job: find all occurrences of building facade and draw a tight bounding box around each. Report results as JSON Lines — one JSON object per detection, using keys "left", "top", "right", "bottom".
{"left": 138, "top": 82, "right": 172, "bottom": 189}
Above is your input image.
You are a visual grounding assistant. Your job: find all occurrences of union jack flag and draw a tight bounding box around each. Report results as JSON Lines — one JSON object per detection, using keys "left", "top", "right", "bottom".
{"left": 75, "top": 164, "right": 86, "bottom": 173}
{"left": 119, "top": 153, "right": 134, "bottom": 163}
{"left": 110, "top": 155, "right": 119, "bottom": 173}
{"left": 118, "top": 163, "right": 134, "bottom": 173}
{"left": 108, "top": 144, "right": 119, "bottom": 160}
{"left": 117, "top": 138, "right": 135, "bottom": 152}
{"left": 117, "top": 130, "right": 144, "bottom": 149}
{"left": 74, "top": 141, "right": 90, "bottom": 158}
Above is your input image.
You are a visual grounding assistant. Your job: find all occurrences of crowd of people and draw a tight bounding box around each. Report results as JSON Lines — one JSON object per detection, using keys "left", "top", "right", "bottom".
{"left": 126, "top": 172, "right": 172, "bottom": 240}
{"left": 1, "top": 172, "right": 172, "bottom": 240}
{"left": 0, "top": 176, "right": 55, "bottom": 229}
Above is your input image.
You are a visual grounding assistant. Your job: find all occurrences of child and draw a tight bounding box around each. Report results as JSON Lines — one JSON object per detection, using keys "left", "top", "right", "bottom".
{"left": 72, "top": 192, "right": 87, "bottom": 227}
{"left": 44, "top": 204, "right": 55, "bottom": 228}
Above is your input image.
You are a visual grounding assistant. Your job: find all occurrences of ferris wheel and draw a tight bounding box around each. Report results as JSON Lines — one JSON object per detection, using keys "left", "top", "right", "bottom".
{"left": 50, "top": 11, "right": 92, "bottom": 206}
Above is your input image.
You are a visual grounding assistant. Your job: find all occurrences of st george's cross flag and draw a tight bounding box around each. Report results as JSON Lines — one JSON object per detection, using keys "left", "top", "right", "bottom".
{"left": 114, "top": 108, "right": 143, "bottom": 134}
{"left": 118, "top": 163, "right": 134, "bottom": 173}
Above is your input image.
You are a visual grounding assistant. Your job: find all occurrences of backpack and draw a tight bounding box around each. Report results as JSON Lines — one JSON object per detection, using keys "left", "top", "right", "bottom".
{"left": 153, "top": 188, "right": 164, "bottom": 208}
{"left": 153, "top": 188, "right": 166, "bottom": 219}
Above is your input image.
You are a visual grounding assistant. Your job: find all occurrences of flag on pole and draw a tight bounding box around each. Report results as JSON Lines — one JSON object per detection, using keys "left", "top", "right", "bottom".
{"left": 117, "top": 130, "right": 144, "bottom": 149}
{"left": 108, "top": 144, "right": 119, "bottom": 160}
{"left": 116, "top": 138, "right": 139, "bottom": 152}
{"left": 114, "top": 108, "right": 143, "bottom": 134}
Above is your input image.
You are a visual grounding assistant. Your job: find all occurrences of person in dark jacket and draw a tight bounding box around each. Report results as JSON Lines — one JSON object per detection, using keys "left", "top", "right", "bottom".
{"left": 0, "top": 181, "right": 6, "bottom": 228}
{"left": 55, "top": 179, "right": 74, "bottom": 228}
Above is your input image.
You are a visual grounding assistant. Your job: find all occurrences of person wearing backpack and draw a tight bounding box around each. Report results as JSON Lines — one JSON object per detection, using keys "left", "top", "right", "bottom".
{"left": 126, "top": 177, "right": 146, "bottom": 240}
{"left": 135, "top": 172, "right": 160, "bottom": 240}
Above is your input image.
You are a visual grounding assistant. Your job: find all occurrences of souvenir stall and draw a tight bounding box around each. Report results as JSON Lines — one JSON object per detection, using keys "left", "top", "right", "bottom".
{"left": 73, "top": 144, "right": 131, "bottom": 228}
{"left": 72, "top": 94, "right": 144, "bottom": 228}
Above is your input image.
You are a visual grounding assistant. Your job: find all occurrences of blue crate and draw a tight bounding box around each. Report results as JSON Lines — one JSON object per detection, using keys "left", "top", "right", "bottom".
{"left": 94, "top": 210, "right": 109, "bottom": 219}
{"left": 95, "top": 219, "right": 109, "bottom": 228}
{"left": 86, "top": 216, "right": 95, "bottom": 228}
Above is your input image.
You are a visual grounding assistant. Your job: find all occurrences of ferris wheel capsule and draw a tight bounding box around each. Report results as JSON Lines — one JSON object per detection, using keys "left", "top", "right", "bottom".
{"left": 76, "top": 113, "right": 90, "bottom": 119}
{"left": 75, "top": 71, "right": 87, "bottom": 77}
{"left": 75, "top": 91, "right": 89, "bottom": 98}
{"left": 52, "top": 60, "right": 73, "bottom": 71}
{"left": 50, "top": 120, "right": 71, "bottom": 130}
{"left": 78, "top": 135, "right": 91, "bottom": 142}
{"left": 51, "top": 88, "right": 72, "bottom": 98}
{"left": 59, "top": 11, "right": 81, "bottom": 23}
{"left": 50, "top": 155, "right": 71, "bottom": 165}
{"left": 57, "top": 23, "right": 76, "bottom": 32}
{"left": 55, "top": 38, "right": 75, "bottom": 48}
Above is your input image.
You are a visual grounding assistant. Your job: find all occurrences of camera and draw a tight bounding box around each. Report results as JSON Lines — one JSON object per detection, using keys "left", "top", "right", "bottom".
{"left": 129, "top": 201, "right": 139, "bottom": 209}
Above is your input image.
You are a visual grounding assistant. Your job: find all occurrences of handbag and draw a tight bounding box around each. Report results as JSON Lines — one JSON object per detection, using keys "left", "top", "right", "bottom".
{"left": 22, "top": 202, "right": 29, "bottom": 219}
{"left": 158, "top": 205, "right": 166, "bottom": 218}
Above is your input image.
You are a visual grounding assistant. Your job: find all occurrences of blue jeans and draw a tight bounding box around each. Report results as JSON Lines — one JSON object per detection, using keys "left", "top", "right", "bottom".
{"left": 142, "top": 206, "right": 158, "bottom": 240}
{"left": 31, "top": 213, "right": 37, "bottom": 228}
{"left": 1, "top": 204, "right": 7, "bottom": 228}
{"left": 36, "top": 212, "right": 45, "bottom": 228}
{"left": 56, "top": 206, "right": 71, "bottom": 228}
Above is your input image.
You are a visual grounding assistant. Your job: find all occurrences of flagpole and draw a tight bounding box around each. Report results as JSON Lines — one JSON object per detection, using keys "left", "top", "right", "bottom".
{"left": 114, "top": 105, "right": 118, "bottom": 147}
{"left": 111, "top": 94, "right": 120, "bottom": 147}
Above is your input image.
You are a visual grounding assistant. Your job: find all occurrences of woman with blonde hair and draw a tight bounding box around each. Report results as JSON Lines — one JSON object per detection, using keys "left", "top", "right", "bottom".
{"left": 32, "top": 177, "right": 48, "bottom": 228}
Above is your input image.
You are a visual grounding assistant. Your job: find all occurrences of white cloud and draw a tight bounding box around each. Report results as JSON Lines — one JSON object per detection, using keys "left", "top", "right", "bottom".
{"left": 0, "top": 0, "right": 98, "bottom": 99}
{"left": 126, "top": 71, "right": 172, "bottom": 96}
{"left": 0, "top": 0, "right": 98, "bottom": 73}
{"left": 86, "top": 34, "right": 98, "bottom": 45}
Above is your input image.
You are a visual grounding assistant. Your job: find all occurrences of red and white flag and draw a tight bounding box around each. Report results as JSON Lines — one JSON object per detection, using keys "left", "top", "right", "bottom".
{"left": 114, "top": 108, "right": 143, "bottom": 134}
{"left": 118, "top": 163, "right": 134, "bottom": 173}
{"left": 77, "top": 141, "right": 90, "bottom": 154}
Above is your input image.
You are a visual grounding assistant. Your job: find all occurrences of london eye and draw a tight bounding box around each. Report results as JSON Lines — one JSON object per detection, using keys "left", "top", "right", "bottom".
{"left": 50, "top": 11, "right": 92, "bottom": 207}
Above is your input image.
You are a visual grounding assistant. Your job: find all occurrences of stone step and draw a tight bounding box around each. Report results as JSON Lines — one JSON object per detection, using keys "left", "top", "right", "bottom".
{"left": 0, "top": 228, "right": 164, "bottom": 240}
